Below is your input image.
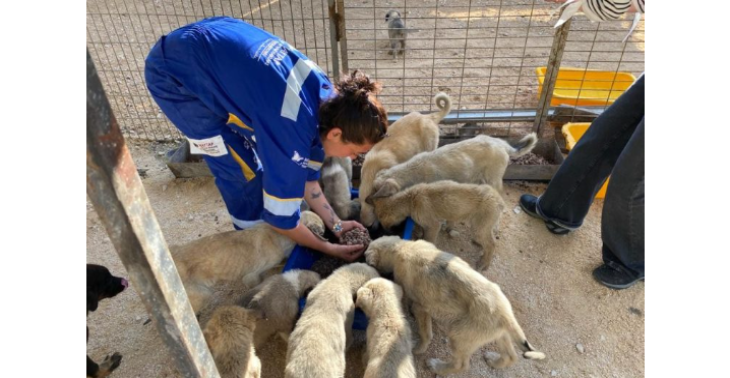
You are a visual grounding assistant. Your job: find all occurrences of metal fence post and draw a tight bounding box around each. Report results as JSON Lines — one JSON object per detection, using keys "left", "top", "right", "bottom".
{"left": 86, "top": 49, "right": 220, "bottom": 378}
{"left": 533, "top": 19, "right": 572, "bottom": 138}
{"left": 328, "top": 0, "right": 340, "bottom": 78}
{"left": 336, "top": 0, "right": 349, "bottom": 74}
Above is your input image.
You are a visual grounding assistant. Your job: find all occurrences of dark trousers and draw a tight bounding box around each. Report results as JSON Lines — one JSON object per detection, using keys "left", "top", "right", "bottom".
{"left": 537, "top": 75, "right": 645, "bottom": 276}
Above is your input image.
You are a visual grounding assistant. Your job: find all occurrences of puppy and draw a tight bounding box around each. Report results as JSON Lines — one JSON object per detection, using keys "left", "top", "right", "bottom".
{"left": 320, "top": 156, "right": 360, "bottom": 220}
{"left": 369, "top": 133, "right": 537, "bottom": 200}
{"left": 203, "top": 306, "right": 262, "bottom": 378}
{"left": 369, "top": 181, "right": 504, "bottom": 271}
{"left": 87, "top": 264, "right": 128, "bottom": 378}
{"left": 285, "top": 263, "right": 380, "bottom": 378}
{"left": 365, "top": 237, "right": 545, "bottom": 376}
{"left": 239, "top": 269, "right": 322, "bottom": 348}
{"left": 171, "top": 210, "right": 325, "bottom": 314}
{"left": 356, "top": 278, "right": 416, "bottom": 378}
{"left": 360, "top": 92, "right": 451, "bottom": 227}
{"left": 385, "top": 10, "right": 418, "bottom": 57}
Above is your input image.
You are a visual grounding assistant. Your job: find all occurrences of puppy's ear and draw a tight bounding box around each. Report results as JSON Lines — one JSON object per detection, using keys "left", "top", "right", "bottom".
{"left": 370, "top": 179, "right": 400, "bottom": 200}
{"left": 365, "top": 195, "right": 375, "bottom": 206}
{"left": 202, "top": 323, "right": 219, "bottom": 347}
{"left": 247, "top": 299, "right": 267, "bottom": 320}
{"left": 87, "top": 292, "right": 99, "bottom": 313}
{"left": 364, "top": 248, "right": 379, "bottom": 268}
{"left": 355, "top": 287, "right": 370, "bottom": 309}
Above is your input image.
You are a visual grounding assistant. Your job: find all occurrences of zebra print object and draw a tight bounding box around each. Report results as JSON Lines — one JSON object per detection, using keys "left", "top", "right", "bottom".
{"left": 553, "top": 0, "right": 645, "bottom": 43}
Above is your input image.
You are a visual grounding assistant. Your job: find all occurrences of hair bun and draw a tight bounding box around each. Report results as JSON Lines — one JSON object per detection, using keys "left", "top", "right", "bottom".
{"left": 336, "top": 70, "right": 381, "bottom": 105}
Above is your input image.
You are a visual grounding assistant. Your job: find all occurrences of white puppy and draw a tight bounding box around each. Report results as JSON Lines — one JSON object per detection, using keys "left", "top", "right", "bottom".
{"left": 368, "top": 181, "right": 504, "bottom": 271}
{"left": 171, "top": 211, "right": 324, "bottom": 314}
{"left": 356, "top": 278, "right": 416, "bottom": 378}
{"left": 359, "top": 92, "right": 451, "bottom": 226}
{"left": 203, "top": 306, "right": 262, "bottom": 378}
{"left": 239, "top": 269, "right": 322, "bottom": 348}
{"left": 320, "top": 156, "right": 360, "bottom": 220}
{"left": 285, "top": 263, "right": 380, "bottom": 378}
{"left": 365, "top": 237, "right": 545, "bottom": 376}
{"left": 368, "top": 133, "right": 537, "bottom": 200}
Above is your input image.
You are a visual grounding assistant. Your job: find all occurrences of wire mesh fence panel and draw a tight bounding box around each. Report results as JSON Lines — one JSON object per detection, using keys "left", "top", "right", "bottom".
{"left": 87, "top": 0, "right": 334, "bottom": 141}
{"left": 87, "top": 0, "right": 644, "bottom": 142}
{"left": 555, "top": 15, "right": 645, "bottom": 120}
{"left": 342, "top": 0, "right": 644, "bottom": 138}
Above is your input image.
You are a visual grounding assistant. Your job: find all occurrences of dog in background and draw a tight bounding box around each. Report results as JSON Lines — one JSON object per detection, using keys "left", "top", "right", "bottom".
{"left": 365, "top": 237, "right": 545, "bottom": 376}
{"left": 356, "top": 278, "right": 416, "bottom": 378}
{"left": 87, "top": 264, "right": 128, "bottom": 378}
{"left": 239, "top": 269, "right": 322, "bottom": 348}
{"left": 385, "top": 10, "right": 418, "bottom": 57}
{"left": 203, "top": 306, "right": 262, "bottom": 378}
{"left": 369, "top": 133, "right": 537, "bottom": 200}
{"left": 171, "top": 211, "right": 325, "bottom": 315}
{"left": 285, "top": 263, "right": 380, "bottom": 378}
{"left": 368, "top": 181, "right": 505, "bottom": 271}
{"left": 320, "top": 157, "right": 360, "bottom": 221}
{"left": 359, "top": 92, "right": 451, "bottom": 227}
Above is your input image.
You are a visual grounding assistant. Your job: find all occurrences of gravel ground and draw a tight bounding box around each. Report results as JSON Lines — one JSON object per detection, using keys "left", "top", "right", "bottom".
{"left": 86, "top": 142, "right": 644, "bottom": 378}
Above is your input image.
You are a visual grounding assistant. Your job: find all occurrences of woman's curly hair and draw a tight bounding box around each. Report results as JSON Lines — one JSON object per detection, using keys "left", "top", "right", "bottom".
{"left": 319, "top": 70, "right": 388, "bottom": 145}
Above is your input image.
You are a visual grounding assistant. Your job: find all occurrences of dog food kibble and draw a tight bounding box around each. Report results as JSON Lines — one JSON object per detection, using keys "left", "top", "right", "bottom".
{"left": 310, "top": 256, "right": 349, "bottom": 278}
{"left": 340, "top": 228, "right": 372, "bottom": 248}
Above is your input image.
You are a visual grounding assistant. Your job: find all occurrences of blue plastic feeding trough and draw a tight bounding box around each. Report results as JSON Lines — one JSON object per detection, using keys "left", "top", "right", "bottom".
{"left": 283, "top": 187, "right": 414, "bottom": 330}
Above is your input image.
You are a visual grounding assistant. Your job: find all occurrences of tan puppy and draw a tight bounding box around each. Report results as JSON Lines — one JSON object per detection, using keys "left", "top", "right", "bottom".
{"left": 285, "top": 263, "right": 380, "bottom": 378}
{"left": 320, "top": 156, "right": 360, "bottom": 220}
{"left": 171, "top": 211, "right": 325, "bottom": 314}
{"left": 359, "top": 92, "right": 451, "bottom": 227}
{"left": 239, "top": 269, "right": 322, "bottom": 348}
{"left": 368, "top": 133, "right": 537, "bottom": 200}
{"left": 369, "top": 181, "right": 504, "bottom": 271}
{"left": 365, "top": 237, "right": 545, "bottom": 376}
{"left": 203, "top": 306, "right": 262, "bottom": 378}
{"left": 356, "top": 278, "right": 416, "bottom": 378}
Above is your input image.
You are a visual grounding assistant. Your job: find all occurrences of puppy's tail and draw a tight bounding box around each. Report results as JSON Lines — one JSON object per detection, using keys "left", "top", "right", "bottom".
{"left": 507, "top": 319, "right": 546, "bottom": 361}
{"left": 428, "top": 92, "right": 452, "bottom": 123}
{"left": 505, "top": 132, "right": 537, "bottom": 158}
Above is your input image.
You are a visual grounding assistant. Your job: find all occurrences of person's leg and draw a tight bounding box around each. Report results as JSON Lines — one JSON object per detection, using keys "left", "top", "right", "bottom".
{"left": 204, "top": 128, "right": 265, "bottom": 230}
{"left": 146, "top": 45, "right": 264, "bottom": 230}
{"left": 593, "top": 117, "right": 644, "bottom": 289}
{"left": 521, "top": 75, "right": 645, "bottom": 233}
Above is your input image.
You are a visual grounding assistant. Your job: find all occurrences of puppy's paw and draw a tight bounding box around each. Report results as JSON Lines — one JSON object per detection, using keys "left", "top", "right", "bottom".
{"left": 484, "top": 351, "right": 510, "bottom": 369}
{"left": 477, "top": 257, "right": 492, "bottom": 272}
{"left": 413, "top": 342, "right": 429, "bottom": 355}
{"left": 426, "top": 358, "right": 447, "bottom": 374}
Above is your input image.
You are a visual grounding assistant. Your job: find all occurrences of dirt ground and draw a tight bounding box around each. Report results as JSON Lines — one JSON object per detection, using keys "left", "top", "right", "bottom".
{"left": 86, "top": 141, "right": 644, "bottom": 378}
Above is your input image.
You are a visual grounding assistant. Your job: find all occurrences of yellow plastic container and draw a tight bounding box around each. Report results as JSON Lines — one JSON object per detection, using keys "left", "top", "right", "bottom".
{"left": 561, "top": 122, "right": 608, "bottom": 198}
{"left": 536, "top": 67, "right": 637, "bottom": 107}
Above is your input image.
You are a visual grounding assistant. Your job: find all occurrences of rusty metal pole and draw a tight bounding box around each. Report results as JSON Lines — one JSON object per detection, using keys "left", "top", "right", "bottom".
{"left": 86, "top": 50, "right": 220, "bottom": 378}
{"left": 533, "top": 19, "right": 572, "bottom": 139}
{"left": 328, "top": 0, "right": 340, "bottom": 78}
{"left": 336, "top": 0, "right": 349, "bottom": 74}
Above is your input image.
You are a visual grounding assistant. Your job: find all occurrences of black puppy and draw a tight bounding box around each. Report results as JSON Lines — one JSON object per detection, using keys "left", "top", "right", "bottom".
{"left": 87, "top": 264, "right": 128, "bottom": 378}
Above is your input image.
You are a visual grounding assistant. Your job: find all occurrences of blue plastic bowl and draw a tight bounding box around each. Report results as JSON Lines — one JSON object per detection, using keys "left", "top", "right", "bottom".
{"left": 284, "top": 186, "right": 413, "bottom": 330}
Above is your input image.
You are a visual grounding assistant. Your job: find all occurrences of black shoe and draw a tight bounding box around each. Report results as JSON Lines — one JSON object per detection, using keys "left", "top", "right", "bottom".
{"left": 519, "top": 194, "right": 572, "bottom": 235}
{"left": 592, "top": 261, "right": 644, "bottom": 290}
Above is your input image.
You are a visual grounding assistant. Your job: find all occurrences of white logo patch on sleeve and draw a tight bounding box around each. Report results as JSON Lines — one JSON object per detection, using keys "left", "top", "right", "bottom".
{"left": 187, "top": 135, "right": 228, "bottom": 157}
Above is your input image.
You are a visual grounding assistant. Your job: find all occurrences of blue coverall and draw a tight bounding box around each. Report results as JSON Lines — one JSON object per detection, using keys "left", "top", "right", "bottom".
{"left": 145, "top": 17, "right": 331, "bottom": 230}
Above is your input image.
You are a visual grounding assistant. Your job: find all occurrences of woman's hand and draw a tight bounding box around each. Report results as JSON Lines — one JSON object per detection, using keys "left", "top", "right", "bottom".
{"left": 325, "top": 242, "right": 365, "bottom": 262}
